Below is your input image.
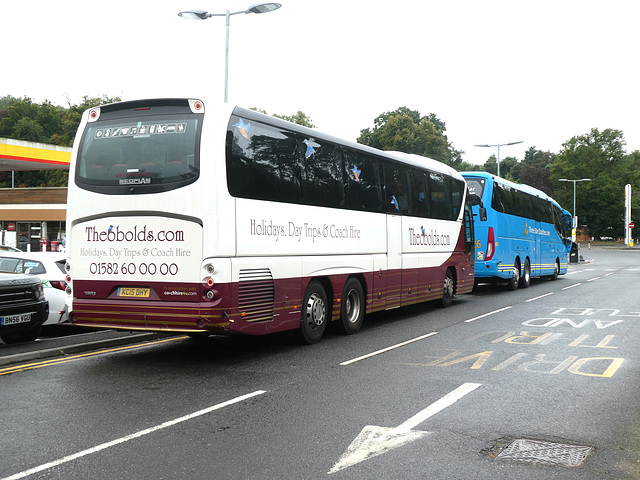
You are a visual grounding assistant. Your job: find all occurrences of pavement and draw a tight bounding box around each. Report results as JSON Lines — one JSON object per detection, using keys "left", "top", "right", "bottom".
{"left": 0, "top": 324, "right": 173, "bottom": 367}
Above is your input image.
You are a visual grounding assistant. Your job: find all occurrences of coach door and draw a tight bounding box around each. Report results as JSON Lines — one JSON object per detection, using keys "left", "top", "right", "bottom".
{"left": 464, "top": 201, "right": 475, "bottom": 268}
{"left": 383, "top": 214, "right": 402, "bottom": 309}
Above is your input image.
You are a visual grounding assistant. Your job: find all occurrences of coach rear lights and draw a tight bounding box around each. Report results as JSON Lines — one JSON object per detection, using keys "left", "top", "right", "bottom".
{"left": 201, "top": 262, "right": 219, "bottom": 301}
{"left": 485, "top": 227, "right": 496, "bottom": 261}
{"left": 88, "top": 107, "right": 101, "bottom": 122}
{"left": 189, "top": 99, "right": 205, "bottom": 113}
{"left": 65, "top": 272, "right": 73, "bottom": 295}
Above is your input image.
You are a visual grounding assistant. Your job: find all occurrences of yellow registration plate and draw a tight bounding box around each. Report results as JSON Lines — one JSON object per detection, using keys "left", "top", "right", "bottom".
{"left": 117, "top": 287, "right": 151, "bottom": 298}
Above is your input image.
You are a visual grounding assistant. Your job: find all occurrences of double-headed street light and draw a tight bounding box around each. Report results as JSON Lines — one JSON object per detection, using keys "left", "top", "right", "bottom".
{"left": 179, "top": 3, "right": 282, "bottom": 103}
{"left": 474, "top": 141, "right": 523, "bottom": 178}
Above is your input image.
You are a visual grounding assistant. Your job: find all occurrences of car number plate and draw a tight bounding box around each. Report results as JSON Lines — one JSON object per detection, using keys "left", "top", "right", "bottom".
{"left": 117, "top": 287, "right": 151, "bottom": 298}
{"left": 1, "top": 313, "right": 33, "bottom": 325}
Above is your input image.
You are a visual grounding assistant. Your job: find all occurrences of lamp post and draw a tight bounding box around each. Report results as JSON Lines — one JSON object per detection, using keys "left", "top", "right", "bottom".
{"left": 474, "top": 141, "right": 523, "bottom": 178}
{"left": 558, "top": 178, "right": 592, "bottom": 220}
{"left": 559, "top": 178, "right": 591, "bottom": 242}
{"left": 179, "top": 3, "right": 282, "bottom": 103}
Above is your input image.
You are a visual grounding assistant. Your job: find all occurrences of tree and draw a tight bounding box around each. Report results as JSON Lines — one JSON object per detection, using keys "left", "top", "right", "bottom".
{"left": 551, "top": 128, "right": 630, "bottom": 238}
{"left": 509, "top": 147, "right": 556, "bottom": 195}
{"left": 357, "top": 107, "right": 461, "bottom": 168}
{"left": 273, "top": 110, "right": 315, "bottom": 128}
{"left": 0, "top": 94, "right": 120, "bottom": 187}
{"left": 250, "top": 108, "right": 316, "bottom": 128}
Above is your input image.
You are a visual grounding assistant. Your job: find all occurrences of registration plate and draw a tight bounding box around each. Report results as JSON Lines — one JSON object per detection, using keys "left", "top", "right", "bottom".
{"left": 117, "top": 287, "right": 151, "bottom": 298}
{"left": 1, "top": 313, "right": 32, "bottom": 326}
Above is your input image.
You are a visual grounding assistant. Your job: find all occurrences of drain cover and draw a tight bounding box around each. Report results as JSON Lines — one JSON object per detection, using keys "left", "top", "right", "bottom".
{"left": 495, "top": 438, "right": 593, "bottom": 467}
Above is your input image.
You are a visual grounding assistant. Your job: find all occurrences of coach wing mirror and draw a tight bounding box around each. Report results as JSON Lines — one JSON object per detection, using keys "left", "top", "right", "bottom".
{"left": 467, "top": 193, "right": 487, "bottom": 221}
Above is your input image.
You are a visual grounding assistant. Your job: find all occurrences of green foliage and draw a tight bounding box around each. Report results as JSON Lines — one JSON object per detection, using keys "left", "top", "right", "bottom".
{"left": 507, "top": 147, "right": 556, "bottom": 195}
{"left": 0, "top": 94, "right": 120, "bottom": 187}
{"left": 551, "top": 128, "right": 635, "bottom": 238}
{"left": 357, "top": 107, "right": 462, "bottom": 168}
{"left": 273, "top": 110, "right": 316, "bottom": 128}
{"left": 250, "top": 108, "right": 316, "bottom": 128}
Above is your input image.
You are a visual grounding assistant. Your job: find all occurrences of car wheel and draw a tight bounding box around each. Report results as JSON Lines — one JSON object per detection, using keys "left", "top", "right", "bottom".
{"left": 1, "top": 327, "right": 41, "bottom": 344}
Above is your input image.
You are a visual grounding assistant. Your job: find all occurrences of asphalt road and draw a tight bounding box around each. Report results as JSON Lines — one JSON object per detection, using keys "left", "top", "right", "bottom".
{"left": 1, "top": 246, "right": 639, "bottom": 480}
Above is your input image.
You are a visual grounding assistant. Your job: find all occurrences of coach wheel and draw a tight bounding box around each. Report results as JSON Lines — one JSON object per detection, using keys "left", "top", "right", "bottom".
{"left": 297, "top": 280, "right": 328, "bottom": 344}
{"left": 550, "top": 259, "right": 560, "bottom": 281}
{"left": 439, "top": 269, "right": 454, "bottom": 308}
{"left": 507, "top": 260, "right": 520, "bottom": 291}
{"left": 338, "top": 278, "right": 365, "bottom": 335}
{"left": 519, "top": 258, "right": 531, "bottom": 288}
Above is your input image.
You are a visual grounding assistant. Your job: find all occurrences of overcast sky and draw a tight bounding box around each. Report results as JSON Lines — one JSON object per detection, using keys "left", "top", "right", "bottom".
{"left": 3, "top": 0, "right": 639, "bottom": 165}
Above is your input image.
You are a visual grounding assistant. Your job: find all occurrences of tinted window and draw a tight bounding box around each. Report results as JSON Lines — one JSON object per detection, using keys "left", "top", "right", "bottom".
{"left": 301, "top": 140, "right": 345, "bottom": 208}
{"left": 410, "top": 170, "right": 431, "bottom": 217}
{"left": 225, "top": 112, "right": 464, "bottom": 220}
{"left": 429, "top": 172, "right": 455, "bottom": 220}
{"left": 343, "top": 149, "right": 382, "bottom": 212}
{"left": 77, "top": 104, "right": 201, "bottom": 195}
{"left": 227, "top": 116, "right": 300, "bottom": 203}
{"left": 383, "top": 163, "right": 410, "bottom": 214}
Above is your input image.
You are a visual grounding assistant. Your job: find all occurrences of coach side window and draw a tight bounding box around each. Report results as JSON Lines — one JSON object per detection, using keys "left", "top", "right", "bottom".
{"left": 410, "top": 170, "right": 431, "bottom": 218}
{"left": 343, "top": 149, "right": 382, "bottom": 212}
{"left": 301, "top": 139, "right": 345, "bottom": 208}
{"left": 227, "top": 117, "right": 300, "bottom": 203}
{"left": 383, "top": 162, "right": 410, "bottom": 214}
{"left": 451, "top": 178, "right": 465, "bottom": 219}
{"left": 429, "top": 172, "right": 454, "bottom": 220}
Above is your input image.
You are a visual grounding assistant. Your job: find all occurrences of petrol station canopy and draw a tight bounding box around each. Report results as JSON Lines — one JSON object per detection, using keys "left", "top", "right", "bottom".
{"left": 0, "top": 138, "right": 71, "bottom": 171}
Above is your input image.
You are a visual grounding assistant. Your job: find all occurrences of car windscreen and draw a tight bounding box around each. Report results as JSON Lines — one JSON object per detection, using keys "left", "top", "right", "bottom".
{"left": 0, "top": 258, "right": 46, "bottom": 275}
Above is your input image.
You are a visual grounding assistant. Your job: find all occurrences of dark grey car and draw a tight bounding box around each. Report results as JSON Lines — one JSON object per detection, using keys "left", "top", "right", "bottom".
{"left": 0, "top": 272, "right": 49, "bottom": 344}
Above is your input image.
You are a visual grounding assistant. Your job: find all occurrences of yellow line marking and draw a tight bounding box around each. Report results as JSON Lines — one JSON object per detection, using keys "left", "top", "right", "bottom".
{"left": 0, "top": 336, "right": 187, "bottom": 376}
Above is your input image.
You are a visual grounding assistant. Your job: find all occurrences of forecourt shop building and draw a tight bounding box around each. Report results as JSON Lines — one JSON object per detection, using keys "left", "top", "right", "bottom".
{"left": 0, "top": 138, "right": 71, "bottom": 251}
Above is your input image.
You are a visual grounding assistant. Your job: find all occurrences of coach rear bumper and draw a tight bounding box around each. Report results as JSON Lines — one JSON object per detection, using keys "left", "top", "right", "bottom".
{"left": 70, "top": 298, "right": 231, "bottom": 333}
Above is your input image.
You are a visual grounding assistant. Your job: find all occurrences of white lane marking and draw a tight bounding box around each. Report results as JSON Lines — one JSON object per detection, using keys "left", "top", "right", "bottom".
{"left": 328, "top": 382, "right": 482, "bottom": 474}
{"left": 526, "top": 292, "right": 554, "bottom": 302}
{"left": 464, "top": 306, "right": 512, "bottom": 323}
{"left": 1, "top": 390, "right": 267, "bottom": 480}
{"left": 587, "top": 276, "right": 602, "bottom": 282}
{"left": 394, "top": 382, "right": 483, "bottom": 432}
{"left": 563, "top": 283, "right": 582, "bottom": 290}
{"left": 340, "top": 332, "right": 438, "bottom": 366}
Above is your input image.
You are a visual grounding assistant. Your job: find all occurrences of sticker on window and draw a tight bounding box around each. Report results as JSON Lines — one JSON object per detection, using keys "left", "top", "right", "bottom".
{"left": 303, "top": 139, "right": 319, "bottom": 159}
{"left": 350, "top": 165, "right": 361, "bottom": 182}
{"left": 94, "top": 124, "right": 187, "bottom": 140}
{"left": 233, "top": 119, "right": 251, "bottom": 140}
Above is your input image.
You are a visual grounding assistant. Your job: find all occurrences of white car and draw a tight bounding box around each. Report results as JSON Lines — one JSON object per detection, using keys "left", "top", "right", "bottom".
{"left": 0, "top": 252, "right": 69, "bottom": 325}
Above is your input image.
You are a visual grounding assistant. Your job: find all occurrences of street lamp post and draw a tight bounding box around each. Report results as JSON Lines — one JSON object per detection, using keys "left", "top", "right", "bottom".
{"left": 474, "top": 141, "right": 523, "bottom": 178}
{"left": 559, "top": 178, "right": 591, "bottom": 242}
{"left": 558, "top": 178, "right": 592, "bottom": 221}
{"left": 179, "top": 3, "right": 282, "bottom": 103}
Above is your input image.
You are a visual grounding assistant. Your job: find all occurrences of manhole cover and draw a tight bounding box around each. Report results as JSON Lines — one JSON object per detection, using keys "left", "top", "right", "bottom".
{"left": 495, "top": 438, "right": 593, "bottom": 467}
